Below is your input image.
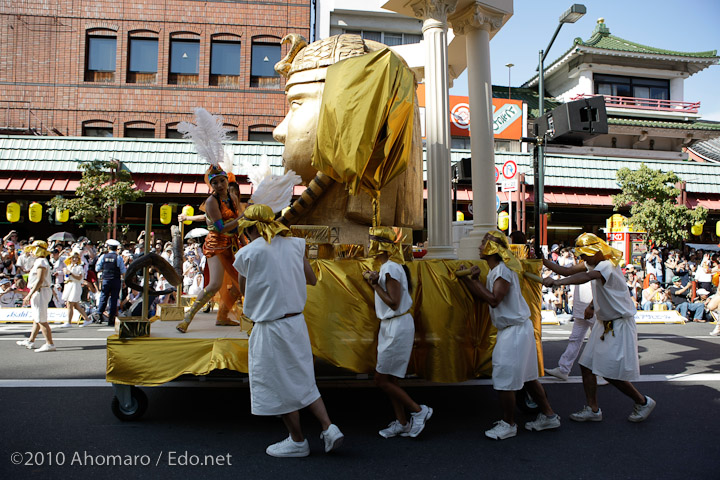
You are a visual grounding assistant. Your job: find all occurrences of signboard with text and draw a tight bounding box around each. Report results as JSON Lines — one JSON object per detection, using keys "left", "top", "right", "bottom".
{"left": 416, "top": 85, "right": 525, "bottom": 140}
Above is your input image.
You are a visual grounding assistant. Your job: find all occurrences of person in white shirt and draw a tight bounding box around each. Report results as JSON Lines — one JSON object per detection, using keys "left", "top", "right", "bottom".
{"left": 459, "top": 230, "right": 559, "bottom": 440}
{"left": 59, "top": 249, "right": 90, "bottom": 327}
{"left": 363, "top": 227, "right": 432, "bottom": 439}
{"left": 543, "top": 233, "right": 656, "bottom": 423}
{"left": 0, "top": 278, "right": 22, "bottom": 307}
{"left": 16, "top": 241, "right": 56, "bottom": 352}
{"left": 232, "top": 204, "right": 343, "bottom": 458}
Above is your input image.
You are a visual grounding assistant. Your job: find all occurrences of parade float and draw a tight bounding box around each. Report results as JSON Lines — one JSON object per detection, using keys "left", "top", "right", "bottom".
{"left": 106, "top": 33, "right": 542, "bottom": 421}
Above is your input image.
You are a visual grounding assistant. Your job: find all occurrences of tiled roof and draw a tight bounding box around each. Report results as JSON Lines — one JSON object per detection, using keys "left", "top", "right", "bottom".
{"left": 576, "top": 21, "right": 718, "bottom": 58}
{"left": 0, "top": 136, "right": 286, "bottom": 175}
{"left": 688, "top": 137, "right": 720, "bottom": 162}
{"left": 3, "top": 136, "right": 720, "bottom": 195}
{"left": 608, "top": 118, "right": 720, "bottom": 131}
{"left": 524, "top": 20, "right": 719, "bottom": 86}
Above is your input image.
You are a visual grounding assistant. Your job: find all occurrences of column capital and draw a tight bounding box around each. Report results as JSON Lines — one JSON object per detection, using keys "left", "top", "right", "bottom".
{"left": 449, "top": 3, "right": 505, "bottom": 36}
{"left": 409, "top": 0, "right": 458, "bottom": 23}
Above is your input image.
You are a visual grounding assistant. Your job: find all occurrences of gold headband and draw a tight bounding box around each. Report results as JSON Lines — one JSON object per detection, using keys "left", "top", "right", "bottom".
{"left": 237, "top": 204, "right": 290, "bottom": 243}
{"left": 481, "top": 230, "right": 523, "bottom": 275}
{"left": 367, "top": 226, "right": 405, "bottom": 265}
{"left": 574, "top": 233, "right": 624, "bottom": 266}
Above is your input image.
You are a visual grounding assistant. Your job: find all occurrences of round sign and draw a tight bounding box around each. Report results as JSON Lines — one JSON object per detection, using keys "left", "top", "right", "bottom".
{"left": 502, "top": 160, "right": 517, "bottom": 180}
{"left": 496, "top": 195, "right": 500, "bottom": 210}
{"left": 450, "top": 103, "right": 471, "bottom": 130}
{"left": 495, "top": 166, "right": 500, "bottom": 183}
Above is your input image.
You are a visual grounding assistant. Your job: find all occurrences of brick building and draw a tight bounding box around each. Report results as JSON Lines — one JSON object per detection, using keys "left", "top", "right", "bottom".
{"left": 0, "top": 0, "right": 310, "bottom": 140}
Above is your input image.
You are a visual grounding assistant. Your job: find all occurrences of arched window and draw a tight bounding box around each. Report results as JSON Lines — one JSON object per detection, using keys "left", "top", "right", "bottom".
{"left": 124, "top": 121, "right": 156, "bottom": 138}
{"left": 210, "top": 33, "right": 242, "bottom": 87}
{"left": 250, "top": 36, "right": 281, "bottom": 89}
{"left": 85, "top": 28, "right": 117, "bottom": 83}
{"left": 248, "top": 124, "right": 279, "bottom": 143}
{"left": 128, "top": 30, "right": 159, "bottom": 84}
{"left": 169, "top": 32, "right": 201, "bottom": 85}
{"left": 82, "top": 120, "right": 114, "bottom": 137}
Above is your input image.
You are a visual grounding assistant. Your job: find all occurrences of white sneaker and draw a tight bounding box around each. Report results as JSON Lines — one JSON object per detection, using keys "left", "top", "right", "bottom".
{"left": 265, "top": 436, "right": 310, "bottom": 458}
{"left": 525, "top": 413, "right": 561, "bottom": 432}
{"left": 379, "top": 420, "right": 411, "bottom": 438}
{"left": 407, "top": 405, "right": 433, "bottom": 438}
{"left": 710, "top": 325, "right": 720, "bottom": 336}
{"left": 320, "top": 424, "right": 344, "bottom": 453}
{"left": 569, "top": 406, "right": 602, "bottom": 422}
{"left": 80, "top": 319, "right": 94, "bottom": 327}
{"left": 34, "top": 343, "right": 56, "bottom": 353}
{"left": 57, "top": 323, "right": 71, "bottom": 328}
{"left": 596, "top": 376, "right": 609, "bottom": 386}
{"left": 16, "top": 339, "right": 35, "bottom": 349}
{"left": 544, "top": 367, "right": 569, "bottom": 381}
{"left": 628, "top": 395, "right": 656, "bottom": 423}
{"left": 485, "top": 420, "right": 517, "bottom": 440}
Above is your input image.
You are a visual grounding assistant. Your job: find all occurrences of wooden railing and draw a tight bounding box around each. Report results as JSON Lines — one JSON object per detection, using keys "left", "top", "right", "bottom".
{"left": 571, "top": 94, "right": 700, "bottom": 114}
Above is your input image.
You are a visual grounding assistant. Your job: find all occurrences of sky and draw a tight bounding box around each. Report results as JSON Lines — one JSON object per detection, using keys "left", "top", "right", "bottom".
{"left": 449, "top": 0, "right": 720, "bottom": 121}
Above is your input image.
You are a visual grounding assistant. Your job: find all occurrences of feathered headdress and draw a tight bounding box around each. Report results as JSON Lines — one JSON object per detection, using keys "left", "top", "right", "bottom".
{"left": 239, "top": 154, "right": 301, "bottom": 214}
{"left": 178, "top": 108, "right": 228, "bottom": 168}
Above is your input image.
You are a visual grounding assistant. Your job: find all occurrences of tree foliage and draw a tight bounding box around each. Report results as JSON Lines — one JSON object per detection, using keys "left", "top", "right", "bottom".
{"left": 612, "top": 163, "right": 706, "bottom": 247}
{"left": 47, "top": 160, "right": 144, "bottom": 230}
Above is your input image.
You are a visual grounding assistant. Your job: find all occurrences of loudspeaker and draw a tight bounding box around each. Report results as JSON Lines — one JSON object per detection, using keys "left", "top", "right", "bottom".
{"left": 452, "top": 157, "right": 473, "bottom": 184}
{"left": 537, "top": 96, "right": 608, "bottom": 145}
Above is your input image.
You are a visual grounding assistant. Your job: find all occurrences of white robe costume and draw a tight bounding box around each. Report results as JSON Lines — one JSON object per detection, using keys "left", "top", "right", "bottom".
{"left": 233, "top": 236, "right": 320, "bottom": 416}
{"left": 374, "top": 261, "right": 414, "bottom": 378}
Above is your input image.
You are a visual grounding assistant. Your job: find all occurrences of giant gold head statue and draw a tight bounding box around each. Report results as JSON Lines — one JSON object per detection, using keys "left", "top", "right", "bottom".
{"left": 273, "top": 34, "right": 423, "bottom": 243}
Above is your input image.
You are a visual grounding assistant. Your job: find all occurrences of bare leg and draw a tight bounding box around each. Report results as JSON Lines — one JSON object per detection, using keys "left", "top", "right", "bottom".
{"left": 38, "top": 322, "right": 54, "bottom": 345}
{"left": 580, "top": 365, "right": 599, "bottom": 411}
{"left": 66, "top": 302, "right": 73, "bottom": 324}
{"left": 305, "top": 396, "right": 332, "bottom": 431}
{"left": 27, "top": 322, "right": 41, "bottom": 343}
{"left": 524, "top": 380, "right": 555, "bottom": 416}
{"left": 498, "top": 391, "right": 516, "bottom": 425}
{"left": 606, "top": 378, "right": 646, "bottom": 404}
{"left": 71, "top": 302, "right": 89, "bottom": 323}
{"left": 375, "top": 373, "right": 421, "bottom": 425}
{"left": 281, "top": 410, "right": 304, "bottom": 442}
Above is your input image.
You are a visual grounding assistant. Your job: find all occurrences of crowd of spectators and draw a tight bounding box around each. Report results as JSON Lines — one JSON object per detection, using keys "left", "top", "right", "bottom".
{"left": 0, "top": 229, "right": 209, "bottom": 325}
{"left": 542, "top": 242, "right": 720, "bottom": 325}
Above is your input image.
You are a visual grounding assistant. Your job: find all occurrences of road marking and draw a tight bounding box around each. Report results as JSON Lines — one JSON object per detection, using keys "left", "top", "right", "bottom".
{"left": 1, "top": 373, "right": 720, "bottom": 388}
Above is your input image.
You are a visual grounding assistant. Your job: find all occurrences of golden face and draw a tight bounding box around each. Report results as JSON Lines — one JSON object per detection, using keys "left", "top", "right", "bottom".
{"left": 273, "top": 81, "right": 325, "bottom": 183}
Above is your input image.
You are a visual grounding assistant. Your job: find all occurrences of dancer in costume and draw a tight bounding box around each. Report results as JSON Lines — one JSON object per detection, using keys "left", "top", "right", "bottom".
{"left": 363, "top": 227, "right": 432, "bottom": 439}
{"left": 16, "top": 241, "right": 56, "bottom": 352}
{"left": 60, "top": 248, "right": 91, "bottom": 327}
{"left": 176, "top": 109, "right": 245, "bottom": 333}
{"left": 542, "top": 233, "right": 656, "bottom": 423}
{"left": 459, "top": 231, "right": 560, "bottom": 440}
{"left": 232, "top": 204, "right": 343, "bottom": 457}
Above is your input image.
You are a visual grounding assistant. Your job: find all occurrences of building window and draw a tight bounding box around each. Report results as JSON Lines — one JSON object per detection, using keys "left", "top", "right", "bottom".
{"left": 210, "top": 40, "right": 241, "bottom": 87}
{"left": 248, "top": 125, "right": 279, "bottom": 143}
{"left": 85, "top": 35, "right": 116, "bottom": 82}
{"left": 251, "top": 42, "right": 281, "bottom": 88}
{"left": 125, "top": 124, "right": 155, "bottom": 138}
{"left": 166, "top": 124, "right": 184, "bottom": 139}
{"left": 594, "top": 74, "right": 669, "bottom": 101}
{"left": 169, "top": 39, "right": 200, "bottom": 85}
{"left": 451, "top": 137, "right": 471, "bottom": 149}
{"left": 128, "top": 37, "right": 158, "bottom": 84}
{"left": 224, "top": 125, "right": 239, "bottom": 140}
{"left": 345, "top": 30, "right": 421, "bottom": 46}
{"left": 82, "top": 121, "right": 114, "bottom": 137}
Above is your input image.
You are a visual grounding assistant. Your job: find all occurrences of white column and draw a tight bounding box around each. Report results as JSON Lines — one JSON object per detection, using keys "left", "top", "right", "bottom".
{"left": 411, "top": 0, "right": 458, "bottom": 259}
{"left": 451, "top": 5, "right": 504, "bottom": 260}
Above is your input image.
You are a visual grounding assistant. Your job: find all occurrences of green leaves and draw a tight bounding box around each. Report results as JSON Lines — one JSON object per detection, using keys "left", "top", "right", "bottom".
{"left": 47, "top": 160, "right": 143, "bottom": 231}
{"left": 612, "top": 163, "right": 706, "bottom": 247}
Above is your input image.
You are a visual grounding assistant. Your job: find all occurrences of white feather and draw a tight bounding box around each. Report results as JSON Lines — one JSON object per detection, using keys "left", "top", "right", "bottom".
{"left": 239, "top": 154, "right": 274, "bottom": 188}
{"left": 220, "top": 149, "right": 234, "bottom": 176}
{"left": 177, "top": 108, "right": 227, "bottom": 167}
{"left": 250, "top": 170, "right": 302, "bottom": 213}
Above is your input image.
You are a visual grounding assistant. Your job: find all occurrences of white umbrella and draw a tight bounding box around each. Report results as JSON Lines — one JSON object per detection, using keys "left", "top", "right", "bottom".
{"left": 185, "top": 228, "right": 209, "bottom": 239}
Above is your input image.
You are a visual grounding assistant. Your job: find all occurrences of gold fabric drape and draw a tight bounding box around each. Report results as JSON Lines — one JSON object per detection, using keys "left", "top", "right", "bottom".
{"left": 311, "top": 48, "right": 415, "bottom": 201}
{"left": 106, "top": 259, "right": 543, "bottom": 386}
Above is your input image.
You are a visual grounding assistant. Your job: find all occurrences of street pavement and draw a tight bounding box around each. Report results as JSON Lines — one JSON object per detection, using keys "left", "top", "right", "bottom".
{"left": 1, "top": 315, "right": 719, "bottom": 479}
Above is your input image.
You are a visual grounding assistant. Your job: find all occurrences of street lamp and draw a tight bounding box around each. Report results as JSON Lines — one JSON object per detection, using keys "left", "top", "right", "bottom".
{"left": 505, "top": 63, "right": 514, "bottom": 100}
{"left": 534, "top": 3, "right": 586, "bottom": 257}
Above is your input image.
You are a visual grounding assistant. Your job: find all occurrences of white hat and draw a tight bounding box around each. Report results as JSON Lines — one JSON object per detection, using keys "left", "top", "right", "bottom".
{"left": 696, "top": 288, "right": 710, "bottom": 296}
{"left": 106, "top": 239, "right": 121, "bottom": 247}
{"left": 551, "top": 244, "right": 560, "bottom": 252}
